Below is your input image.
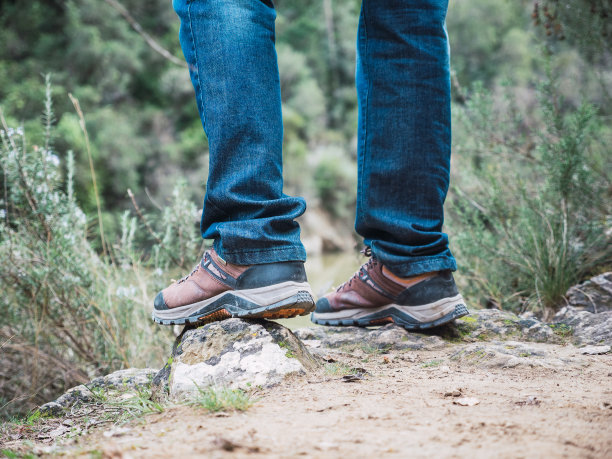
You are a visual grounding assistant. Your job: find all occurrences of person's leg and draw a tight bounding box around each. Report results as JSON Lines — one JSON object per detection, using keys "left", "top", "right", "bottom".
{"left": 355, "top": 0, "right": 455, "bottom": 277}
{"left": 153, "top": 0, "right": 314, "bottom": 326}
{"left": 311, "top": 0, "right": 466, "bottom": 329}
{"left": 174, "top": 0, "right": 306, "bottom": 265}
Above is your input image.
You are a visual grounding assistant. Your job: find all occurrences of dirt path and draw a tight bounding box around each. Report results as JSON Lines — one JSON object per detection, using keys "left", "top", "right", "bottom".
{"left": 58, "top": 345, "right": 611, "bottom": 458}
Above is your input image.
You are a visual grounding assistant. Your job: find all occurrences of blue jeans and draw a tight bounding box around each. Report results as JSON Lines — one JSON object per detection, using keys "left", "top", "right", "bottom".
{"left": 173, "top": 0, "right": 457, "bottom": 277}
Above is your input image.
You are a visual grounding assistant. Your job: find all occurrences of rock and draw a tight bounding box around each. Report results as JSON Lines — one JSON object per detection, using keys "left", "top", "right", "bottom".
{"left": 523, "top": 321, "right": 555, "bottom": 342}
{"left": 453, "top": 397, "right": 480, "bottom": 406}
{"left": 38, "top": 368, "right": 158, "bottom": 416}
{"left": 294, "top": 310, "right": 564, "bottom": 351}
{"left": 151, "top": 361, "right": 172, "bottom": 401}
{"left": 453, "top": 309, "right": 565, "bottom": 344}
{"left": 444, "top": 389, "right": 462, "bottom": 397}
{"left": 294, "top": 326, "right": 367, "bottom": 348}
{"left": 154, "top": 319, "right": 320, "bottom": 400}
{"left": 293, "top": 324, "right": 446, "bottom": 351}
{"left": 88, "top": 368, "right": 157, "bottom": 390}
{"left": 296, "top": 305, "right": 610, "bottom": 350}
{"left": 38, "top": 385, "right": 93, "bottom": 416}
{"left": 515, "top": 396, "right": 541, "bottom": 406}
{"left": 553, "top": 306, "right": 612, "bottom": 345}
{"left": 454, "top": 309, "right": 522, "bottom": 340}
{"left": 38, "top": 402, "right": 64, "bottom": 417}
{"left": 454, "top": 300, "right": 611, "bottom": 346}
{"left": 294, "top": 309, "right": 570, "bottom": 351}
{"left": 37, "top": 425, "right": 70, "bottom": 440}
{"left": 450, "top": 341, "right": 584, "bottom": 369}
{"left": 566, "top": 272, "right": 612, "bottom": 313}
{"left": 579, "top": 345, "right": 611, "bottom": 355}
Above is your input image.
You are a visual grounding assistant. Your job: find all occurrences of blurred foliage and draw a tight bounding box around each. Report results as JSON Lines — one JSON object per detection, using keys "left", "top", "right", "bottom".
{"left": 449, "top": 69, "right": 611, "bottom": 315}
{"left": 2, "top": 0, "right": 609, "bottom": 225}
{"left": 446, "top": 0, "right": 611, "bottom": 313}
{"left": 0, "top": 0, "right": 363, "bottom": 225}
{"left": 0, "top": 85, "right": 174, "bottom": 418}
{"left": 530, "top": 0, "right": 612, "bottom": 60}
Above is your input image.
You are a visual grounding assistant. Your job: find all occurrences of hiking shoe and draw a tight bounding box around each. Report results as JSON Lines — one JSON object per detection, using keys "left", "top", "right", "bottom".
{"left": 311, "top": 249, "right": 468, "bottom": 329}
{"left": 153, "top": 249, "right": 315, "bottom": 325}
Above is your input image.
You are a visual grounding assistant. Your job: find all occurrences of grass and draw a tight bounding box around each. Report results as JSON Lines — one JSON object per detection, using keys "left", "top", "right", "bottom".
{"left": 190, "top": 385, "right": 253, "bottom": 413}
{"left": 0, "top": 385, "right": 166, "bottom": 458}
{"left": 459, "top": 316, "right": 477, "bottom": 324}
{"left": 277, "top": 340, "right": 297, "bottom": 359}
{"left": 1, "top": 449, "right": 35, "bottom": 459}
{"left": 91, "top": 388, "right": 164, "bottom": 425}
{"left": 549, "top": 323, "right": 573, "bottom": 338}
{"left": 6, "top": 410, "right": 43, "bottom": 427}
{"left": 1, "top": 381, "right": 257, "bottom": 454}
{"left": 421, "top": 360, "right": 443, "bottom": 368}
{"left": 323, "top": 362, "right": 357, "bottom": 376}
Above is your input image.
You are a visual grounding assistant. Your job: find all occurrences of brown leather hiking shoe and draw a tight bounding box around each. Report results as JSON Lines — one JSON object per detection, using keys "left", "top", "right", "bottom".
{"left": 311, "top": 249, "right": 468, "bottom": 330}
{"left": 153, "top": 249, "right": 315, "bottom": 325}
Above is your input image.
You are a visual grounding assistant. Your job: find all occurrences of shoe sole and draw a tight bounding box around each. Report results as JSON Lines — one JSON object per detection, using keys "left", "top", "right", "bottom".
{"left": 310, "top": 295, "right": 468, "bottom": 330}
{"left": 152, "top": 281, "right": 315, "bottom": 326}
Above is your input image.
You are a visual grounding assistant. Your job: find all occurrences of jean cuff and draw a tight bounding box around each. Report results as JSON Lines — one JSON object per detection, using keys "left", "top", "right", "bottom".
{"left": 374, "top": 252, "right": 457, "bottom": 277}
{"left": 213, "top": 240, "right": 307, "bottom": 265}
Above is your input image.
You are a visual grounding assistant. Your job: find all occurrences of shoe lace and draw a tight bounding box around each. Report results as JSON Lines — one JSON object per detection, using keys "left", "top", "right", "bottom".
{"left": 336, "top": 246, "right": 375, "bottom": 292}
{"left": 176, "top": 262, "right": 200, "bottom": 284}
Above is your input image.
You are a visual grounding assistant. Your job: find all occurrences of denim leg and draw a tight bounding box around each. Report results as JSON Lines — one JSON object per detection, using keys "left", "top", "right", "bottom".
{"left": 355, "top": 0, "right": 457, "bottom": 277}
{"left": 173, "top": 0, "right": 307, "bottom": 265}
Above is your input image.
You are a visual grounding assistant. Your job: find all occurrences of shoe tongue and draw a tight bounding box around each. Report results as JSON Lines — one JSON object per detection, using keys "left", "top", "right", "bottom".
{"left": 381, "top": 266, "right": 436, "bottom": 287}
{"left": 209, "top": 249, "right": 250, "bottom": 278}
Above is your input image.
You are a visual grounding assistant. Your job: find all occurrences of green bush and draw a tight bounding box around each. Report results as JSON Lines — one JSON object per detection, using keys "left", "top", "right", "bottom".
{"left": 0, "top": 86, "right": 175, "bottom": 418}
{"left": 450, "top": 68, "right": 612, "bottom": 315}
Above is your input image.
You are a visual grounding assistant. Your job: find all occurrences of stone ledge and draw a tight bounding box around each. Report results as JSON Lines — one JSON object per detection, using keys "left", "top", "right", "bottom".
{"left": 152, "top": 319, "right": 320, "bottom": 401}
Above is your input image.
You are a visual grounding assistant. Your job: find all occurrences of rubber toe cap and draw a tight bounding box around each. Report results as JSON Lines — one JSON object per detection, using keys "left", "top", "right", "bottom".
{"left": 314, "top": 297, "right": 334, "bottom": 313}
{"left": 154, "top": 291, "right": 168, "bottom": 310}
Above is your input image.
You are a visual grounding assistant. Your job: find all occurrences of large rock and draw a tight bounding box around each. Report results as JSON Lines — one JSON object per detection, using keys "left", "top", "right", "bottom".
{"left": 450, "top": 341, "right": 585, "bottom": 369}
{"left": 293, "top": 310, "right": 563, "bottom": 352}
{"left": 294, "top": 323, "right": 446, "bottom": 351}
{"left": 566, "top": 272, "right": 612, "bottom": 313}
{"left": 295, "top": 306, "right": 611, "bottom": 350}
{"left": 451, "top": 309, "right": 559, "bottom": 343}
{"left": 38, "top": 368, "right": 158, "bottom": 416}
{"left": 153, "top": 319, "right": 319, "bottom": 400}
{"left": 552, "top": 306, "right": 612, "bottom": 345}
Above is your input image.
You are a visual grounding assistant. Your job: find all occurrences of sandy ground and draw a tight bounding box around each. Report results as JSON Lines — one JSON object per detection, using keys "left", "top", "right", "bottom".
{"left": 56, "top": 344, "right": 612, "bottom": 459}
